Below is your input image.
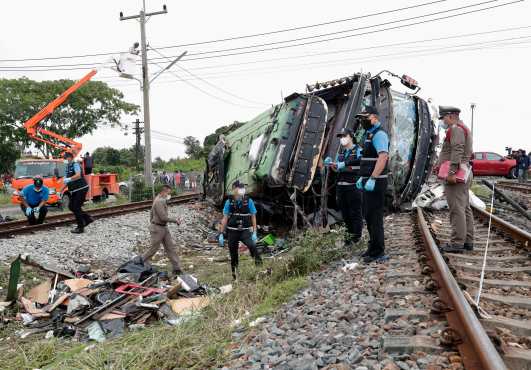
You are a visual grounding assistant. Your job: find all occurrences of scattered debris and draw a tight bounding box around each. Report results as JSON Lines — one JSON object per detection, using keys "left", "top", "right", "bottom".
{"left": 249, "top": 317, "right": 266, "bottom": 327}
{"left": 341, "top": 262, "right": 358, "bottom": 272}
{"left": 6, "top": 255, "right": 214, "bottom": 343}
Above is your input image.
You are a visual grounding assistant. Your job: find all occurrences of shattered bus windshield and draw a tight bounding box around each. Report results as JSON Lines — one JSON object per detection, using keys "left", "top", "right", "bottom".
{"left": 389, "top": 91, "right": 417, "bottom": 193}
{"left": 15, "top": 161, "right": 64, "bottom": 179}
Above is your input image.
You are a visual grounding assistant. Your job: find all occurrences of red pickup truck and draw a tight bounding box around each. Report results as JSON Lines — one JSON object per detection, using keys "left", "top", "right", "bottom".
{"left": 471, "top": 152, "right": 517, "bottom": 178}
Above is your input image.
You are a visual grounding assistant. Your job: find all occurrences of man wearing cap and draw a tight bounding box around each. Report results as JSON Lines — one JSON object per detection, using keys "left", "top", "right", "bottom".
{"left": 436, "top": 106, "right": 474, "bottom": 252}
{"left": 63, "top": 152, "right": 93, "bottom": 234}
{"left": 324, "top": 127, "right": 363, "bottom": 246}
{"left": 218, "top": 181, "right": 262, "bottom": 280}
{"left": 143, "top": 184, "right": 183, "bottom": 276}
{"left": 20, "top": 176, "right": 50, "bottom": 225}
{"left": 356, "top": 106, "right": 390, "bottom": 263}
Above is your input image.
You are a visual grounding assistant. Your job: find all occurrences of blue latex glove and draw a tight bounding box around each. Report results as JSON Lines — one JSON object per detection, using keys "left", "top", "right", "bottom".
{"left": 355, "top": 178, "right": 364, "bottom": 190}
{"left": 218, "top": 233, "right": 224, "bottom": 247}
{"left": 63, "top": 177, "right": 72, "bottom": 184}
{"left": 336, "top": 161, "right": 345, "bottom": 170}
{"left": 33, "top": 207, "right": 40, "bottom": 214}
{"left": 323, "top": 157, "right": 333, "bottom": 166}
{"left": 251, "top": 231, "right": 258, "bottom": 242}
{"left": 25, "top": 208, "right": 33, "bottom": 217}
{"left": 364, "top": 178, "right": 376, "bottom": 192}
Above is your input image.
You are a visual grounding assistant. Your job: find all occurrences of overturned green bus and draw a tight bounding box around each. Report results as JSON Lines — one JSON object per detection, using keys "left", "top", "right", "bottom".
{"left": 204, "top": 71, "right": 438, "bottom": 226}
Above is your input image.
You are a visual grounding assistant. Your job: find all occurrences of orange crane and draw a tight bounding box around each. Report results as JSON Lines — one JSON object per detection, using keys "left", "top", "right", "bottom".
{"left": 11, "top": 69, "right": 119, "bottom": 208}
{"left": 23, "top": 69, "right": 97, "bottom": 157}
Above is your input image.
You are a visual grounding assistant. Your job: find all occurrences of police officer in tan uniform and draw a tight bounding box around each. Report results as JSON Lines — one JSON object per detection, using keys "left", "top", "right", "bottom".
{"left": 143, "top": 185, "right": 183, "bottom": 275}
{"left": 436, "top": 106, "right": 475, "bottom": 253}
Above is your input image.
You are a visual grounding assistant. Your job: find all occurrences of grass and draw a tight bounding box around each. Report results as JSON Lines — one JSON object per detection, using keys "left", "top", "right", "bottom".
{"left": 471, "top": 182, "right": 491, "bottom": 198}
{"left": 0, "top": 229, "right": 350, "bottom": 370}
{"left": 0, "top": 191, "right": 12, "bottom": 206}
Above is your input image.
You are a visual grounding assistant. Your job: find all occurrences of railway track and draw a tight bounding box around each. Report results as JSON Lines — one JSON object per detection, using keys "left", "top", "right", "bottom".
{"left": 415, "top": 205, "right": 531, "bottom": 369}
{"left": 0, "top": 192, "right": 201, "bottom": 238}
{"left": 496, "top": 182, "right": 531, "bottom": 195}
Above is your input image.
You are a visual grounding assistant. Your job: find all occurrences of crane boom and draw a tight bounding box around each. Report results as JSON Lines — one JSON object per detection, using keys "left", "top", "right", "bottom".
{"left": 23, "top": 69, "right": 97, "bottom": 157}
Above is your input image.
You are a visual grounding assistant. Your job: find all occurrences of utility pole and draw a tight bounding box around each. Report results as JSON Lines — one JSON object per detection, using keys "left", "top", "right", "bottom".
{"left": 470, "top": 102, "right": 476, "bottom": 146}
{"left": 119, "top": 4, "right": 168, "bottom": 186}
{"left": 132, "top": 119, "right": 144, "bottom": 172}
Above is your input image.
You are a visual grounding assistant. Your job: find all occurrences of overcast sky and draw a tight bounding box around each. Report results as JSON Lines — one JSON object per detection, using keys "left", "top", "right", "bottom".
{"left": 1, "top": 0, "right": 530, "bottom": 160}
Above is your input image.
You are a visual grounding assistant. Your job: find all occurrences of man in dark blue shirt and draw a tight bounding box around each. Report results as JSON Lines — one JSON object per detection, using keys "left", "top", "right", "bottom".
{"left": 20, "top": 176, "right": 49, "bottom": 225}
{"left": 517, "top": 149, "right": 529, "bottom": 183}
{"left": 218, "top": 181, "right": 262, "bottom": 280}
{"left": 356, "top": 106, "right": 390, "bottom": 263}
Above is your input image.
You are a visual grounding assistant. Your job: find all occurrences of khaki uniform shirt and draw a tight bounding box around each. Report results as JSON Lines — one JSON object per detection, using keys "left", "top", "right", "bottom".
{"left": 150, "top": 195, "right": 175, "bottom": 227}
{"left": 438, "top": 121, "right": 473, "bottom": 174}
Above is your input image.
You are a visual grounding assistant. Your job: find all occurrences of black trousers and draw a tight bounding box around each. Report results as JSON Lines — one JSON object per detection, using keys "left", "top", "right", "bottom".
{"left": 362, "top": 179, "right": 386, "bottom": 257}
{"left": 69, "top": 188, "right": 91, "bottom": 229}
{"left": 336, "top": 184, "right": 363, "bottom": 243}
{"left": 21, "top": 205, "right": 48, "bottom": 225}
{"left": 85, "top": 167, "right": 93, "bottom": 175}
{"left": 227, "top": 229, "right": 261, "bottom": 274}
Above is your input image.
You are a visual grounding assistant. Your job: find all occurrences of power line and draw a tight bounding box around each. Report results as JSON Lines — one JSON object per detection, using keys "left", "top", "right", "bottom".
{"left": 149, "top": 59, "right": 263, "bottom": 109}
{"left": 182, "top": 0, "right": 502, "bottom": 58}
{"left": 106, "top": 35, "right": 531, "bottom": 88}
{"left": 150, "top": 47, "right": 265, "bottom": 106}
{"left": 182, "top": 0, "right": 524, "bottom": 62}
{"left": 0, "top": 0, "right": 447, "bottom": 63}
{"left": 0, "top": 0, "right": 522, "bottom": 71}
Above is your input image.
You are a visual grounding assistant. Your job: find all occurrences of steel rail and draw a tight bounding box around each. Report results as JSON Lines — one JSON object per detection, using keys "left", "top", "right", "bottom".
{"left": 496, "top": 182, "right": 531, "bottom": 195}
{"left": 0, "top": 192, "right": 201, "bottom": 237}
{"left": 471, "top": 204, "right": 531, "bottom": 246}
{"left": 416, "top": 207, "right": 508, "bottom": 370}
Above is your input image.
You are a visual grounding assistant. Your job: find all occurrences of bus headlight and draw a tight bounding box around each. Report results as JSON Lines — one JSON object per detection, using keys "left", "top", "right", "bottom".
{"left": 12, "top": 189, "right": 19, "bottom": 196}
{"left": 49, "top": 189, "right": 56, "bottom": 195}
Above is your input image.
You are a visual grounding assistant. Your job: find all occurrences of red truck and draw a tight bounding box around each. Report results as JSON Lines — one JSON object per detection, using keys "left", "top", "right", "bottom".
{"left": 471, "top": 152, "right": 517, "bottom": 178}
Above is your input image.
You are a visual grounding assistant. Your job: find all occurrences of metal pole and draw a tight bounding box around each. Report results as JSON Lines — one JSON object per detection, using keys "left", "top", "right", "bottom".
{"left": 470, "top": 103, "right": 476, "bottom": 142}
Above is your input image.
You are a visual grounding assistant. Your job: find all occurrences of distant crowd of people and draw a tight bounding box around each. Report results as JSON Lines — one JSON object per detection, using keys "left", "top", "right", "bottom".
{"left": 153, "top": 170, "right": 202, "bottom": 191}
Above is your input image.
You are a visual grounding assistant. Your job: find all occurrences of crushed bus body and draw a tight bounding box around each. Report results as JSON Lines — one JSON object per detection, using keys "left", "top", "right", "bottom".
{"left": 204, "top": 71, "right": 438, "bottom": 227}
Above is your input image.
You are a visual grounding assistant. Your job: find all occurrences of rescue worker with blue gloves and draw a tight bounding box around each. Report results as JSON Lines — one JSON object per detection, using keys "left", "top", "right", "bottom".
{"left": 218, "top": 181, "right": 262, "bottom": 280}
{"left": 20, "top": 176, "right": 49, "bottom": 225}
{"left": 63, "top": 152, "right": 93, "bottom": 234}
{"left": 323, "top": 127, "right": 363, "bottom": 247}
{"left": 356, "top": 106, "right": 390, "bottom": 263}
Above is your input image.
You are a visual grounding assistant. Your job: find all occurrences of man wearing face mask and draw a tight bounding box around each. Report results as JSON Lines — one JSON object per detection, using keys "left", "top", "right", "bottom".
{"left": 20, "top": 176, "right": 49, "bottom": 225}
{"left": 143, "top": 184, "right": 183, "bottom": 276}
{"left": 63, "top": 152, "right": 93, "bottom": 234}
{"left": 218, "top": 180, "right": 262, "bottom": 280}
{"left": 356, "top": 106, "right": 390, "bottom": 263}
{"left": 324, "top": 127, "right": 363, "bottom": 246}
{"left": 436, "top": 106, "right": 474, "bottom": 253}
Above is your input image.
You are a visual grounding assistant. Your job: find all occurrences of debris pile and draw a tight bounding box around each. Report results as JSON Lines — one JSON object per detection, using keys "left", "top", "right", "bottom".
{"left": 2, "top": 254, "right": 228, "bottom": 343}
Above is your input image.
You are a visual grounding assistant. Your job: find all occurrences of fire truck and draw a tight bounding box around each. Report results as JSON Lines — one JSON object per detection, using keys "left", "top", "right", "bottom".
{"left": 11, "top": 70, "right": 119, "bottom": 209}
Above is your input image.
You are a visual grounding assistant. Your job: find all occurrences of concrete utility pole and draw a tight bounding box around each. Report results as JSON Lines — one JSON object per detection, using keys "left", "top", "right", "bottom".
{"left": 132, "top": 119, "right": 144, "bottom": 172}
{"left": 470, "top": 102, "right": 476, "bottom": 146}
{"left": 119, "top": 4, "right": 168, "bottom": 186}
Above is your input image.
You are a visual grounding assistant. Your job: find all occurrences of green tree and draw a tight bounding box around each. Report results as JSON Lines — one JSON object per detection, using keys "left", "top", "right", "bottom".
{"left": 0, "top": 142, "right": 20, "bottom": 174}
{"left": 0, "top": 77, "right": 138, "bottom": 158}
{"left": 184, "top": 136, "right": 203, "bottom": 160}
{"left": 202, "top": 120, "right": 245, "bottom": 156}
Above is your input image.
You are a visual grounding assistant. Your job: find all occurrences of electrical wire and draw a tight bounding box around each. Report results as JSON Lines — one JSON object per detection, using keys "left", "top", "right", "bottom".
{"left": 149, "top": 59, "right": 263, "bottom": 109}
{"left": 0, "top": 0, "right": 522, "bottom": 71}
{"left": 0, "top": 0, "right": 448, "bottom": 63}
{"left": 150, "top": 47, "right": 265, "bottom": 106}
{"left": 105, "top": 35, "right": 531, "bottom": 86}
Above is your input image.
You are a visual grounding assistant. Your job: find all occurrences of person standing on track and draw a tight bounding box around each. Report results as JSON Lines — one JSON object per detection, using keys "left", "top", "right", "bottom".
{"left": 142, "top": 185, "right": 183, "bottom": 276}
{"left": 356, "top": 106, "right": 390, "bottom": 263}
{"left": 436, "top": 105, "right": 475, "bottom": 253}
{"left": 63, "top": 152, "right": 93, "bottom": 234}
{"left": 218, "top": 181, "right": 262, "bottom": 280}
{"left": 20, "top": 176, "right": 49, "bottom": 225}
{"left": 324, "top": 127, "right": 363, "bottom": 247}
